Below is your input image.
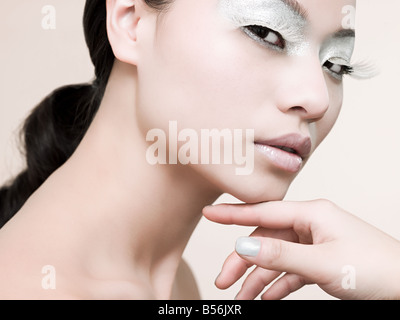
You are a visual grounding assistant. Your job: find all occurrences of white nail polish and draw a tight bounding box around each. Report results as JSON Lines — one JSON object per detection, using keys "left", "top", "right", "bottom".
{"left": 235, "top": 237, "right": 261, "bottom": 257}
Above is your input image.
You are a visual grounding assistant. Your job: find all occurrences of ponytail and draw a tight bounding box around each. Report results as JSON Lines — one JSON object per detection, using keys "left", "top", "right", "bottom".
{"left": 0, "top": 84, "right": 98, "bottom": 227}
{"left": 0, "top": 0, "right": 171, "bottom": 228}
{"left": 0, "top": 0, "right": 112, "bottom": 227}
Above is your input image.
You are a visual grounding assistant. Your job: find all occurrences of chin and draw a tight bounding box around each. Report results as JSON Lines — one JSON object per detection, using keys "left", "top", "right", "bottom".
{"left": 216, "top": 172, "right": 293, "bottom": 204}
{"left": 228, "top": 184, "right": 290, "bottom": 204}
{"left": 192, "top": 163, "right": 295, "bottom": 204}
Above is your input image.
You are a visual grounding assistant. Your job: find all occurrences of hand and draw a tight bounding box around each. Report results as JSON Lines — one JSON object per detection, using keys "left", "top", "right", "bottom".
{"left": 203, "top": 200, "right": 400, "bottom": 300}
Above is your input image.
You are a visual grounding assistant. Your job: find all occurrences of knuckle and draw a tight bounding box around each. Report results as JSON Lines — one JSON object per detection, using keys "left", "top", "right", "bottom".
{"left": 264, "top": 239, "right": 285, "bottom": 267}
{"left": 307, "top": 199, "right": 342, "bottom": 226}
{"left": 311, "top": 198, "right": 337, "bottom": 212}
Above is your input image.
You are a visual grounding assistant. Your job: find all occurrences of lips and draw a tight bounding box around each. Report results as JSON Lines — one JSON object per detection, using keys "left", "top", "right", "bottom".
{"left": 255, "top": 134, "right": 312, "bottom": 173}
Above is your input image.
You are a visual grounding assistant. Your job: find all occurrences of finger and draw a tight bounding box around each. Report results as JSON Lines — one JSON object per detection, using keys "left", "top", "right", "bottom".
{"left": 203, "top": 201, "right": 316, "bottom": 230}
{"left": 235, "top": 236, "right": 325, "bottom": 280}
{"left": 217, "top": 227, "right": 300, "bottom": 292}
{"left": 235, "top": 267, "right": 282, "bottom": 300}
{"left": 261, "top": 273, "right": 308, "bottom": 300}
{"left": 250, "top": 227, "right": 299, "bottom": 244}
{"left": 215, "top": 251, "right": 253, "bottom": 290}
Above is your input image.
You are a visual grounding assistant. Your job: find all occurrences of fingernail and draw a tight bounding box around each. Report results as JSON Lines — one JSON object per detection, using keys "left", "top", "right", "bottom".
{"left": 235, "top": 237, "right": 261, "bottom": 257}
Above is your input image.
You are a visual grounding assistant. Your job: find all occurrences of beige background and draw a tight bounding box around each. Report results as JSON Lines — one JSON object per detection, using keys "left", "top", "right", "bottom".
{"left": 1, "top": 1, "right": 399, "bottom": 300}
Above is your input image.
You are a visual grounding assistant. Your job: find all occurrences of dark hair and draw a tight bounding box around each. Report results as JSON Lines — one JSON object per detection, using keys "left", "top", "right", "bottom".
{"left": 0, "top": 0, "right": 170, "bottom": 228}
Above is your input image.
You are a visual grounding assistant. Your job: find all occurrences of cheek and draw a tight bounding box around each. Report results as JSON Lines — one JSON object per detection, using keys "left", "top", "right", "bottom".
{"left": 135, "top": 3, "right": 267, "bottom": 133}
{"left": 314, "top": 82, "right": 344, "bottom": 147}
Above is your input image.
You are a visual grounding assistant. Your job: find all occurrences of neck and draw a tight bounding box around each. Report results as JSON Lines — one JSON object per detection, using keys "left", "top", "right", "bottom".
{"left": 23, "top": 61, "right": 221, "bottom": 298}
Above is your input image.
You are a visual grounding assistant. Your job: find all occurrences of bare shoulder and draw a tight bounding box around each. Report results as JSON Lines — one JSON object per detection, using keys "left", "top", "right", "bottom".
{"left": 172, "top": 259, "right": 201, "bottom": 300}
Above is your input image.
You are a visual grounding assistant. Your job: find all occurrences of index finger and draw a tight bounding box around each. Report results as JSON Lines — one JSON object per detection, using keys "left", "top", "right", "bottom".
{"left": 202, "top": 200, "right": 321, "bottom": 230}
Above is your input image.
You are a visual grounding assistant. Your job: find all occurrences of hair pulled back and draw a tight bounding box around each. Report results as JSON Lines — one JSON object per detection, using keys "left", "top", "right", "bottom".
{"left": 0, "top": 0, "right": 170, "bottom": 228}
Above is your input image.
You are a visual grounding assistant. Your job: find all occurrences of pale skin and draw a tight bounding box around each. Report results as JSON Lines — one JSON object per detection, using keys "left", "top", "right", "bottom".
{"left": 0, "top": 0, "right": 390, "bottom": 300}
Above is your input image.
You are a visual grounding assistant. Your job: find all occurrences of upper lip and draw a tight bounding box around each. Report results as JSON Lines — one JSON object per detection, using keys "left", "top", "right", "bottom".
{"left": 255, "top": 133, "right": 312, "bottom": 159}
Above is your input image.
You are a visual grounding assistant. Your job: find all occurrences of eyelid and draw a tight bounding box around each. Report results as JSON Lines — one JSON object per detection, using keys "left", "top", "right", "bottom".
{"left": 229, "top": 15, "right": 305, "bottom": 44}
{"left": 319, "top": 36, "right": 355, "bottom": 64}
{"left": 328, "top": 57, "right": 351, "bottom": 66}
{"left": 219, "top": 0, "right": 308, "bottom": 43}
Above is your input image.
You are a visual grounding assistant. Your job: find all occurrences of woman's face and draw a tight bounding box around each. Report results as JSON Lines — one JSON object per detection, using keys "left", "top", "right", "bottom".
{"left": 136, "top": 0, "right": 357, "bottom": 203}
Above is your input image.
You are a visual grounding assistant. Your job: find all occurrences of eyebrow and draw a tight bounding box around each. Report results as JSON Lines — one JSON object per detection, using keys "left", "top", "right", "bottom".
{"left": 333, "top": 28, "right": 356, "bottom": 38}
{"left": 280, "top": 0, "right": 308, "bottom": 21}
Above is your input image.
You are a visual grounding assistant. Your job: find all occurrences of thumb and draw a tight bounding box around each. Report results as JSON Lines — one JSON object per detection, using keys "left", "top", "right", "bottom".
{"left": 235, "top": 237, "right": 325, "bottom": 280}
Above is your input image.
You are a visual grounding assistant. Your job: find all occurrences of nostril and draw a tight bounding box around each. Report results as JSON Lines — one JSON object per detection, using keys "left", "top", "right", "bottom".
{"left": 289, "top": 106, "right": 306, "bottom": 113}
{"left": 287, "top": 104, "right": 328, "bottom": 122}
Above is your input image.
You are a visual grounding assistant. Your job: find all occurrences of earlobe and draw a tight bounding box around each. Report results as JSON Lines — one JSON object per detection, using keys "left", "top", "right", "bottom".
{"left": 106, "top": 0, "right": 143, "bottom": 65}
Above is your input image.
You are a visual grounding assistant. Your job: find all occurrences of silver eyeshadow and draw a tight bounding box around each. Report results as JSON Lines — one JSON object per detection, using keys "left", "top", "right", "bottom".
{"left": 218, "top": 0, "right": 309, "bottom": 56}
{"left": 320, "top": 31, "right": 356, "bottom": 68}
{"left": 218, "top": 0, "right": 355, "bottom": 64}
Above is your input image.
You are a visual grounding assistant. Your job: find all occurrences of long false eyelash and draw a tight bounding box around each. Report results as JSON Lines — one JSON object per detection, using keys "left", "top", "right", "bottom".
{"left": 347, "top": 60, "right": 379, "bottom": 80}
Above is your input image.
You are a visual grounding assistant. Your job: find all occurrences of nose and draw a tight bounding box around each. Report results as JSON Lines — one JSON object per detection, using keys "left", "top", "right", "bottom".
{"left": 275, "top": 56, "right": 330, "bottom": 122}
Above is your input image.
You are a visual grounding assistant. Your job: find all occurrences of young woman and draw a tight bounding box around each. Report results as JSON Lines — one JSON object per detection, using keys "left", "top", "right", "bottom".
{"left": 0, "top": 0, "right": 379, "bottom": 299}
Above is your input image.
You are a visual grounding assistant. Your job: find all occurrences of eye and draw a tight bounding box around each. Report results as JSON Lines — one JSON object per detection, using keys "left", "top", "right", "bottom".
{"left": 323, "top": 60, "right": 353, "bottom": 80}
{"left": 243, "top": 25, "right": 285, "bottom": 50}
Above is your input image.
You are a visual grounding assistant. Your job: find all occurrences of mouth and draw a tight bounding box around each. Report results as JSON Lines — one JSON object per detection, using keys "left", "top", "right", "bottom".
{"left": 254, "top": 134, "right": 312, "bottom": 173}
{"left": 271, "top": 145, "right": 299, "bottom": 155}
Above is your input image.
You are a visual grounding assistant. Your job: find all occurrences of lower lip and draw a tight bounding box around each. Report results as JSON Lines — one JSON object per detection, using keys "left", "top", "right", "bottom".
{"left": 255, "top": 143, "right": 303, "bottom": 173}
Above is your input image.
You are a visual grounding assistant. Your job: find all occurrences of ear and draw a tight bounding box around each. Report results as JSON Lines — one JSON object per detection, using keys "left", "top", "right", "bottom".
{"left": 106, "top": 0, "right": 148, "bottom": 65}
